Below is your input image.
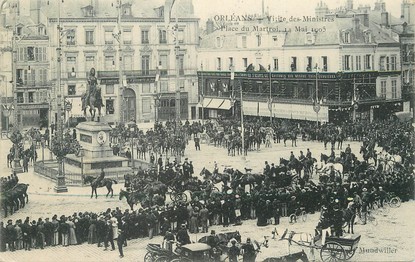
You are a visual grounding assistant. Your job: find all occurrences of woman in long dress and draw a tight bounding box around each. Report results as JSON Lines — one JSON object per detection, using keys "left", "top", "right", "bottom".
{"left": 67, "top": 216, "right": 78, "bottom": 245}
{"left": 51, "top": 215, "right": 60, "bottom": 246}
{"left": 88, "top": 216, "right": 97, "bottom": 244}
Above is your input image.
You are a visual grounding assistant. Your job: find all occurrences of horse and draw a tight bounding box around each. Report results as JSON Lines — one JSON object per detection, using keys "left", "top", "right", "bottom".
{"left": 342, "top": 206, "right": 356, "bottom": 234}
{"left": 336, "top": 133, "right": 344, "bottom": 150}
{"left": 83, "top": 175, "right": 118, "bottom": 198}
{"left": 81, "top": 86, "right": 104, "bottom": 122}
{"left": 119, "top": 189, "right": 147, "bottom": 210}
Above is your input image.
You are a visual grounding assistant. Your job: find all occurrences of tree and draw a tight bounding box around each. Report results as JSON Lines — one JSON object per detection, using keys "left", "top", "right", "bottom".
{"left": 50, "top": 131, "right": 80, "bottom": 159}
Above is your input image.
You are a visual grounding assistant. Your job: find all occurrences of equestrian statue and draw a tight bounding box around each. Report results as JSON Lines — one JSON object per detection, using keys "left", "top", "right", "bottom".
{"left": 81, "top": 68, "right": 104, "bottom": 122}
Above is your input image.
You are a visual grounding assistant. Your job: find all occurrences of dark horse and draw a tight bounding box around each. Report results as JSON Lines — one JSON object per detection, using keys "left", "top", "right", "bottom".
{"left": 119, "top": 189, "right": 148, "bottom": 210}
{"left": 82, "top": 68, "right": 104, "bottom": 122}
{"left": 83, "top": 175, "right": 118, "bottom": 198}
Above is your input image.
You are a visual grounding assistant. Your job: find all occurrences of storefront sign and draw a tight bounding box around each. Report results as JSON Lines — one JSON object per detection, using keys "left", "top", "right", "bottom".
{"left": 243, "top": 101, "right": 328, "bottom": 122}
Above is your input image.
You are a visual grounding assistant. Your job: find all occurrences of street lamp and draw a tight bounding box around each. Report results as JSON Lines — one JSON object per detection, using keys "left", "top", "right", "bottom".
{"left": 313, "top": 63, "right": 321, "bottom": 127}
{"left": 77, "top": 146, "right": 84, "bottom": 186}
{"left": 41, "top": 136, "right": 45, "bottom": 164}
{"left": 154, "top": 65, "right": 162, "bottom": 122}
{"left": 200, "top": 63, "right": 204, "bottom": 124}
{"left": 127, "top": 121, "right": 136, "bottom": 170}
{"left": 268, "top": 64, "right": 272, "bottom": 123}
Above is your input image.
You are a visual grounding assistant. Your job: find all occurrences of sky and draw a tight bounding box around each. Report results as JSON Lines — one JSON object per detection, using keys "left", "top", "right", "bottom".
{"left": 193, "top": 0, "right": 402, "bottom": 22}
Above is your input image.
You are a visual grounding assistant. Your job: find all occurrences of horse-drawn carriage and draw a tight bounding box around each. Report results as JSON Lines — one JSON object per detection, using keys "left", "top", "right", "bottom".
{"left": 274, "top": 229, "right": 361, "bottom": 262}
{"left": 145, "top": 242, "right": 215, "bottom": 262}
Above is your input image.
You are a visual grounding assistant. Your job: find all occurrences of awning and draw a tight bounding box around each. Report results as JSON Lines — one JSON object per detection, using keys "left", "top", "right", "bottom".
{"left": 394, "top": 111, "right": 413, "bottom": 122}
{"left": 218, "top": 99, "right": 232, "bottom": 110}
{"left": 205, "top": 98, "right": 224, "bottom": 109}
{"left": 199, "top": 98, "right": 212, "bottom": 108}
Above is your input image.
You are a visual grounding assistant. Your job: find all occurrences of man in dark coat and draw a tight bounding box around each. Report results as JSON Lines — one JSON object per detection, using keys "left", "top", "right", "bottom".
{"left": 104, "top": 219, "right": 115, "bottom": 251}
{"left": 176, "top": 224, "right": 190, "bottom": 245}
{"left": 228, "top": 239, "right": 240, "bottom": 262}
{"left": 5, "top": 220, "right": 16, "bottom": 251}
{"left": 241, "top": 238, "right": 256, "bottom": 262}
{"left": 117, "top": 217, "right": 127, "bottom": 258}
{"left": 96, "top": 216, "right": 107, "bottom": 247}
{"left": 0, "top": 222, "right": 6, "bottom": 252}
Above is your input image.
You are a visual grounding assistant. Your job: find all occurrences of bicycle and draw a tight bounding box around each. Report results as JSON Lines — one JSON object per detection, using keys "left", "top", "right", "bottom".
{"left": 355, "top": 210, "right": 377, "bottom": 226}
{"left": 383, "top": 192, "right": 401, "bottom": 208}
{"left": 289, "top": 207, "right": 307, "bottom": 224}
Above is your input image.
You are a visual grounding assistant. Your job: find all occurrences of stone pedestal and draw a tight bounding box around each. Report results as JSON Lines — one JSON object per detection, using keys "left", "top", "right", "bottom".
{"left": 64, "top": 122, "right": 132, "bottom": 181}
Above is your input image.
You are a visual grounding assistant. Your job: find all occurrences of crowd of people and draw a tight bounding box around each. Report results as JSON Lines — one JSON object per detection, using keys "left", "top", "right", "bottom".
{"left": 1, "top": 117, "right": 413, "bottom": 261}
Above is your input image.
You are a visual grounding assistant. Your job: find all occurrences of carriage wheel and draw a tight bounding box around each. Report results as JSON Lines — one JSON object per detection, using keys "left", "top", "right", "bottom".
{"left": 300, "top": 211, "right": 307, "bottom": 222}
{"left": 144, "top": 252, "right": 155, "bottom": 262}
{"left": 345, "top": 249, "right": 356, "bottom": 260}
{"left": 154, "top": 256, "right": 170, "bottom": 262}
{"left": 289, "top": 214, "right": 297, "bottom": 224}
{"left": 320, "top": 242, "right": 346, "bottom": 262}
{"left": 389, "top": 197, "right": 401, "bottom": 208}
{"left": 181, "top": 192, "right": 188, "bottom": 202}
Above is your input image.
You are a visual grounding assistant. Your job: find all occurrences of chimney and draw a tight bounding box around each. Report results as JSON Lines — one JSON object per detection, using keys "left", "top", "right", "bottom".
{"left": 356, "top": 13, "right": 369, "bottom": 27}
{"left": 381, "top": 11, "right": 389, "bottom": 27}
{"left": 206, "top": 19, "right": 214, "bottom": 34}
{"left": 353, "top": 17, "right": 360, "bottom": 33}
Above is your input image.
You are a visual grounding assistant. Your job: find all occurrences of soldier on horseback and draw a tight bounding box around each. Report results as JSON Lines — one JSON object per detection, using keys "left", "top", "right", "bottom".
{"left": 94, "top": 168, "right": 106, "bottom": 187}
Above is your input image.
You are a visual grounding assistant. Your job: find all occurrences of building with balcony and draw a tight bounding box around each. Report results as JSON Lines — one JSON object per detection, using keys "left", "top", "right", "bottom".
{"left": 44, "top": 0, "right": 199, "bottom": 124}
{"left": 0, "top": 2, "right": 51, "bottom": 130}
{"left": 197, "top": 1, "right": 403, "bottom": 123}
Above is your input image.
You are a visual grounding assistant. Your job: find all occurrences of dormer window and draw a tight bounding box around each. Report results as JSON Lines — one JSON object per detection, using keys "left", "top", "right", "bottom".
{"left": 343, "top": 31, "right": 351, "bottom": 43}
{"left": 154, "top": 6, "right": 164, "bottom": 18}
{"left": 364, "top": 30, "right": 372, "bottom": 43}
{"left": 305, "top": 32, "right": 315, "bottom": 45}
{"left": 81, "top": 5, "right": 95, "bottom": 17}
{"left": 216, "top": 36, "right": 223, "bottom": 48}
{"left": 122, "top": 3, "right": 132, "bottom": 17}
{"left": 16, "top": 26, "right": 23, "bottom": 36}
{"left": 37, "top": 25, "right": 46, "bottom": 36}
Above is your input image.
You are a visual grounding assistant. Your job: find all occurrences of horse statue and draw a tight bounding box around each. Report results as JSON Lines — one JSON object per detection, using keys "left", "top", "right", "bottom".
{"left": 83, "top": 175, "right": 118, "bottom": 198}
{"left": 82, "top": 68, "right": 104, "bottom": 122}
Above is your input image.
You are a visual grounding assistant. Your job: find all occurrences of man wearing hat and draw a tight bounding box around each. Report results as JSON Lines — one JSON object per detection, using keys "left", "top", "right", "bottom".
{"left": 228, "top": 239, "right": 240, "bottom": 262}
{"left": 183, "top": 158, "right": 190, "bottom": 180}
{"left": 5, "top": 220, "right": 16, "bottom": 251}
{"left": 176, "top": 224, "right": 190, "bottom": 245}
{"left": 241, "top": 238, "right": 256, "bottom": 262}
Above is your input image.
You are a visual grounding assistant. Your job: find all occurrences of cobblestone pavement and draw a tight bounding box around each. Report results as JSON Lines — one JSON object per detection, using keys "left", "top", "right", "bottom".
{"left": 1, "top": 136, "right": 415, "bottom": 261}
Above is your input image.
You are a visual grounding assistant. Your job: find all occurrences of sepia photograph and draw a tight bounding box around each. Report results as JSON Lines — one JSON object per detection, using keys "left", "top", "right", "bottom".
{"left": 0, "top": 0, "right": 414, "bottom": 261}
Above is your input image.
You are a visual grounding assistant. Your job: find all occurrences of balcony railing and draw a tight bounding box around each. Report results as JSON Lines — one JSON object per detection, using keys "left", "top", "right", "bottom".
{"left": 97, "top": 70, "right": 157, "bottom": 78}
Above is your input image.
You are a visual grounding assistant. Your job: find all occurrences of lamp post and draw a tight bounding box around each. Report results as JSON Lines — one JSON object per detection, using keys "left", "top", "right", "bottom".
{"left": 127, "top": 121, "right": 136, "bottom": 170}
{"left": 155, "top": 65, "right": 162, "bottom": 122}
{"left": 268, "top": 64, "right": 272, "bottom": 123}
{"left": 77, "top": 146, "right": 84, "bottom": 186}
{"left": 41, "top": 136, "right": 45, "bottom": 164}
{"left": 112, "top": 0, "right": 124, "bottom": 124}
{"left": 54, "top": 0, "right": 67, "bottom": 193}
{"left": 2, "top": 105, "right": 13, "bottom": 135}
{"left": 313, "top": 63, "right": 321, "bottom": 127}
{"left": 201, "top": 63, "right": 204, "bottom": 124}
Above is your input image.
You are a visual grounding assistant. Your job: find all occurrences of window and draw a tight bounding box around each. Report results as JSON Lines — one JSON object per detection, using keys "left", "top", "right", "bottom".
{"left": 216, "top": 57, "right": 222, "bottom": 71}
{"left": 39, "top": 68, "right": 47, "bottom": 84}
{"left": 142, "top": 83, "right": 151, "bottom": 93}
{"left": 159, "top": 55, "right": 168, "bottom": 75}
{"left": 390, "top": 56, "right": 397, "bottom": 71}
{"left": 273, "top": 58, "right": 278, "bottom": 71}
{"left": 106, "top": 84, "right": 114, "bottom": 94}
{"left": 85, "top": 30, "right": 94, "bottom": 45}
{"left": 305, "top": 32, "right": 314, "bottom": 45}
{"left": 17, "top": 92, "right": 24, "bottom": 103}
{"left": 159, "top": 30, "right": 167, "bottom": 44}
{"left": 106, "top": 99, "right": 114, "bottom": 114}
{"left": 216, "top": 37, "right": 222, "bottom": 48}
{"left": 105, "top": 56, "right": 114, "bottom": 70}
{"left": 229, "top": 57, "right": 234, "bottom": 69}
{"left": 242, "top": 36, "right": 247, "bottom": 48}
{"left": 141, "top": 55, "right": 150, "bottom": 75}
{"left": 386, "top": 56, "right": 390, "bottom": 71}
{"left": 142, "top": 98, "right": 151, "bottom": 114}
{"left": 343, "top": 55, "right": 350, "bottom": 71}
{"left": 141, "top": 30, "right": 149, "bottom": 44}
{"left": 256, "top": 35, "right": 261, "bottom": 47}
{"left": 355, "top": 55, "right": 361, "bottom": 71}
{"left": 291, "top": 57, "right": 297, "bottom": 72}
{"left": 178, "top": 29, "right": 184, "bottom": 44}
{"left": 243, "top": 58, "right": 248, "bottom": 68}
{"left": 28, "top": 69, "right": 36, "bottom": 86}
{"left": 306, "top": 57, "right": 312, "bottom": 72}
{"left": 67, "top": 29, "right": 76, "bottom": 45}
{"left": 68, "top": 85, "right": 76, "bottom": 96}
{"left": 322, "top": 56, "right": 328, "bottom": 71}
{"left": 380, "top": 80, "right": 386, "bottom": 98}
{"left": 343, "top": 31, "right": 350, "bottom": 43}
{"left": 104, "top": 29, "right": 113, "bottom": 44}
{"left": 160, "top": 81, "right": 168, "bottom": 92}
{"left": 124, "top": 55, "right": 132, "bottom": 71}
{"left": 16, "top": 26, "right": 22, "bottom": 36}
{"left": 28, "top": 92, "right": 34, "bottom": 103}
{"left": 364, "top": 31, "right": 372, "bottom": 43}
{"left": 391, "top": 80, "right": 397, "bottom": 99}
{"left": 66, "top": 56, "right": 76, "bottom": 76}
{"left": 85, "top": 56, "right": 95, "bottom": 75}
{"left": 27, "top": 47, "right": 35, "bottom": 61}
{"left": 364, "top": 55, "right": 371, "bottom": 70}
{"left": 379, "top": 56, "right": 386, "bottom": 71}
{"left": 122, "top": 4, "right": 132, "bottom": 16}
{"left": 123, "top": 28, "right": 132, "bottom": 44}
{"left": 179, "top": 55, "right": 184, "bottom": 75}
